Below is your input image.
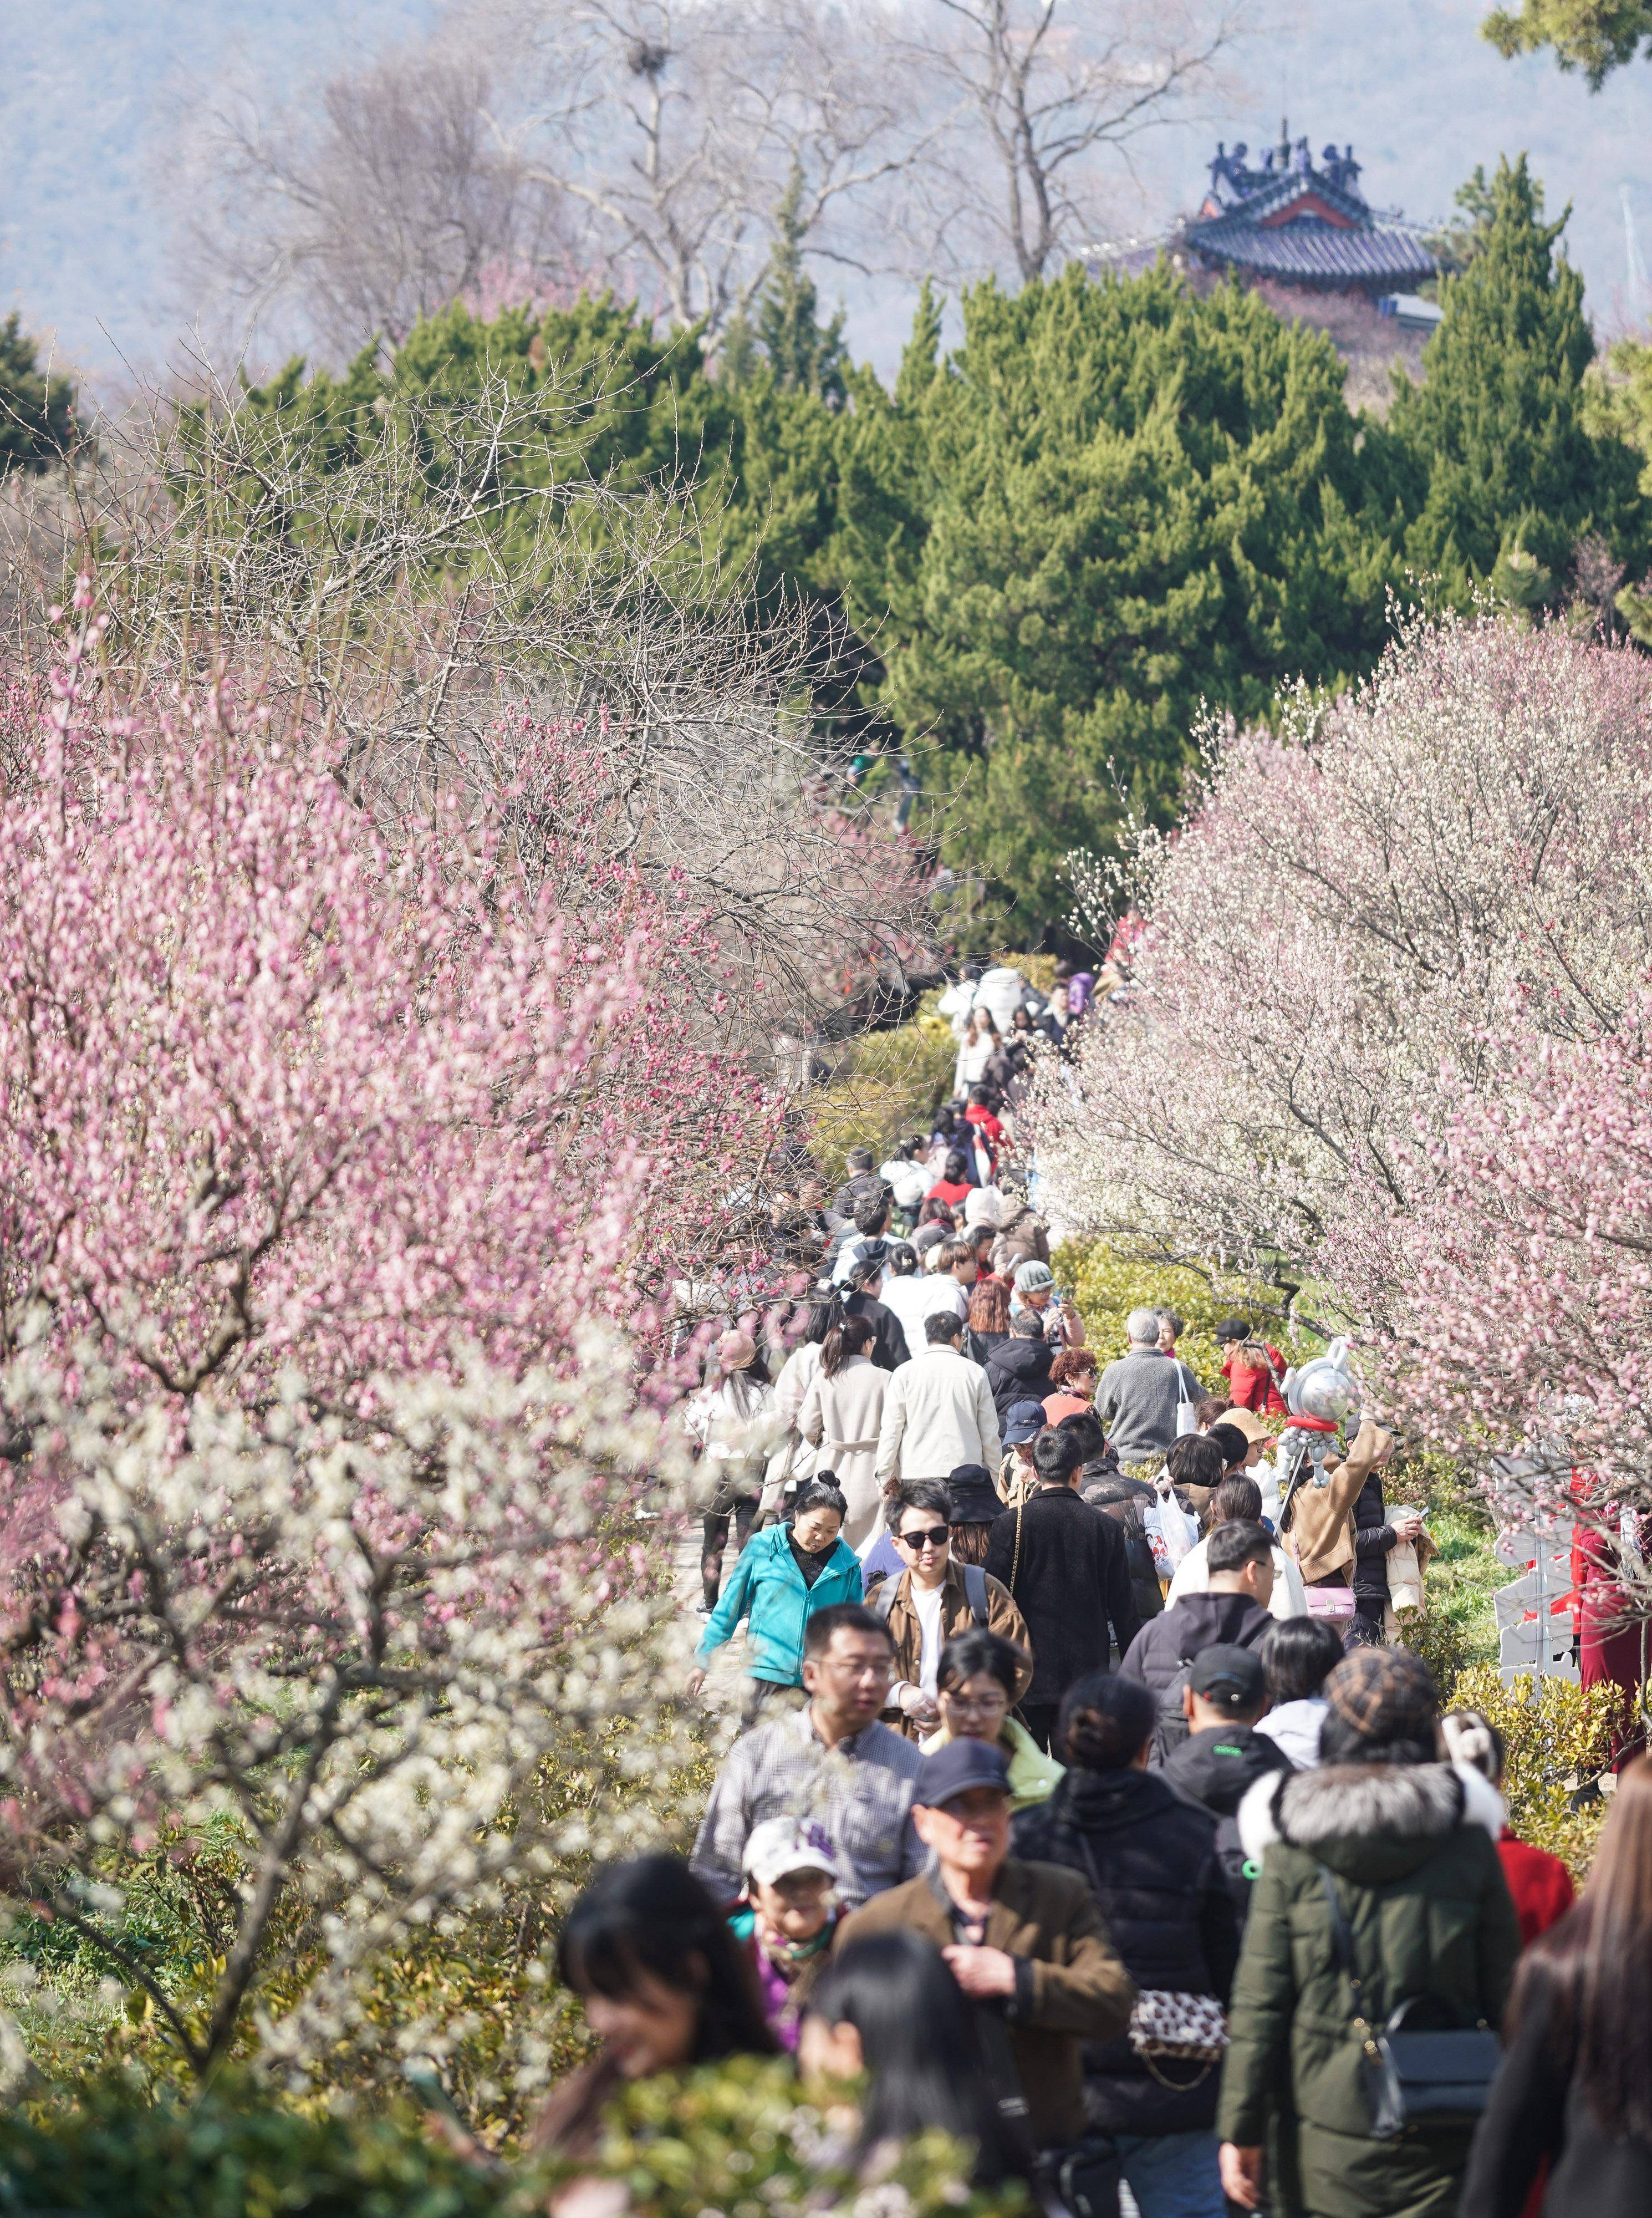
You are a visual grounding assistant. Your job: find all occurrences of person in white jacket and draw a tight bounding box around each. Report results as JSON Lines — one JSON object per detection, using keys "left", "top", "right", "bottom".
{"left": 1164, "top": 1474, "right": 1308, "bottom": 1621}
{"left": 797, "top": 1315, "right": 890, "bottom": 1553}
{"left": 874, "top": 1313, "right": 1002, "bottom": 1488}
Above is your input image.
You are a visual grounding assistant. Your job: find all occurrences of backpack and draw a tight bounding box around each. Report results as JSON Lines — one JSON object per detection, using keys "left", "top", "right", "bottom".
{"left": 870, "top": 1564, "right": 990, "bottom": 1629}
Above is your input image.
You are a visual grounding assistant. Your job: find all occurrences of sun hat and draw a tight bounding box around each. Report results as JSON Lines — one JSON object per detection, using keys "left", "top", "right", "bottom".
{"left": 1217, "top": 1405, "right": 1271, "bottom": 1444}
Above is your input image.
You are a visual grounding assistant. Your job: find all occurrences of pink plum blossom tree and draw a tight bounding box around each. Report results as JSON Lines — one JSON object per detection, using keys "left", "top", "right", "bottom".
{"left": 1032, "top": 609, "right": 1652, "bottom": 1316}
{"left": 0, "top": 588, "right": 773, "bottom": 2085}
{"left": 0, "top": 582, "right": 773, "bottom": 1416}
{"left": 1332, "top": 994, "right": 1652, "bottom": 1589}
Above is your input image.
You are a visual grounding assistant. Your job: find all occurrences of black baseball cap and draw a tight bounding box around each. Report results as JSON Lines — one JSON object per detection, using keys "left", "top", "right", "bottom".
{"left": 916, "top": 1738, "right": 1012, "bottom": 1809}
{"left": 1188, "top": 1644, "right": 1267, "bottom": 1710}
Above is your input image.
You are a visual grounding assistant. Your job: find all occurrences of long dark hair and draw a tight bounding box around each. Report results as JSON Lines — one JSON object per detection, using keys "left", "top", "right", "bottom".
{"left": 820, "top": 1314, "right": 875, "bottom": 1377}
{"left": 540, "top": 1855, "right": 776, "bottom": 2149}
{"left": 1512, "top": 1754, "right": 1652, "bottom": 2138}
{"left": 804, "top": 1931, "right": 1032, "bottom": 2185}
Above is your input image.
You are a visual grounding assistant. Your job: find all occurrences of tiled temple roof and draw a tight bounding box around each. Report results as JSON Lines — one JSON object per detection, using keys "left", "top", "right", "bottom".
{"left": 1182, "top": 135, "right": 1440, "bottom": 295}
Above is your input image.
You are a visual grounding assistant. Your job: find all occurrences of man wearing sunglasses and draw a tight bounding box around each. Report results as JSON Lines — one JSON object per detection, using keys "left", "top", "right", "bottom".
{"left": 870, "top": 1481, "right": 1032, "bottom": 1739}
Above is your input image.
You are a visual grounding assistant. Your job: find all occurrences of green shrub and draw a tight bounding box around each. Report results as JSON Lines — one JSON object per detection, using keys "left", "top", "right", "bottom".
{"left": 0, "top": 2058, "right": 1028, "bottom": 2218}
{"left": 1445, "top": 1666, "right": 1627, "bottom": 1879}
{"left": 0, "top": 2075, "right": 523, "bottom": 2217}
{"left": 552, "top": 2054, "right": 1027, "bottom": 2218}
{"left": 806, "top": 993, "right": 956, "bottom": 1186}
{"left": 1054, "top": 1235, "right": 1309, "bottom": 1387}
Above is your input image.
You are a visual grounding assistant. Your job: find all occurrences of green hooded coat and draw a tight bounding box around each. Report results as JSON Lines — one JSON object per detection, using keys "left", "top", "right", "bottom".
{"left": 1216, "top": 1758, "right": 1521, "bottom": 2218}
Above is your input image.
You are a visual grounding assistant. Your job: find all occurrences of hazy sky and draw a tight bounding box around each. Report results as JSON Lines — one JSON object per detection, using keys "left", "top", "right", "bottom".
{"left": 3, "top": 0, "right": 1648, "bottom": 391}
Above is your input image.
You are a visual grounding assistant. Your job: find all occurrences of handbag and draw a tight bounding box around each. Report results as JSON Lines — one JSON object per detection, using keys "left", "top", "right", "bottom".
{"left": 1128, "top": 1988, "right": 1229, "bottom": 2089}
{"left": 1174, "top": 1362, "right": 1200, "bottom": 1438}
{"left": 1069, "top": 1827, "right": 1229, "bottom": 2090}
{"left": 1304, "top": 1583, "right": 1357, "bottom": 1620}
{"left": 1318, "top": 1868, "right": 1501, "bottom": 2139}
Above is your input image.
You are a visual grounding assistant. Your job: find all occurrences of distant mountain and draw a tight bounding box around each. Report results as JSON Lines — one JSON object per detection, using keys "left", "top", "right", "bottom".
{"left": 3, "top": 0, "right": 1648, "bottom": 391}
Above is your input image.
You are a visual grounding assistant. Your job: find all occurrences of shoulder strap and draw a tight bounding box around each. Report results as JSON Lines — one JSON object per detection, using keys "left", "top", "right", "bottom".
{"left": 1318, "top": 1866, "right": 1377, "bottom": 2038}
{"left": 1010, "top": 1493, "right": 1025, "bottom": 1596}
{"left": 963, "top": 1563, "right": 989, "bottom": 1627}
{"left": 870, "top": 1573, "right": 900, "bottom": 1622}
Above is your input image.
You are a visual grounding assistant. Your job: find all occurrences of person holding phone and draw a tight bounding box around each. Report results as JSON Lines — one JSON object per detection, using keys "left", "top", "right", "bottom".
{"left": 1009, "top": 1261, "right": 1087, "bottom": 1350}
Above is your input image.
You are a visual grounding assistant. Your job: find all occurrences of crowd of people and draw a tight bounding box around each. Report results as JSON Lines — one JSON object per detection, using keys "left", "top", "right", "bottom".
{"left": 531, "top": 960, "right": 1647, "bottom": 2216}
{"left": 545, "top": 1604, "right": 1640, "bottom": 2218}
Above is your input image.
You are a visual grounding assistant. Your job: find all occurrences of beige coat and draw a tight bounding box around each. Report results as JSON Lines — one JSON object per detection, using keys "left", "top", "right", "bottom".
{"left": 759, "top": 1340, "right": 823, "bottom": 1517}
{"left": 798, "top": 1353, "right": 889, "bottom": 1551}
{"left": 1284, "top": 1417, "right": 1394, "bottom": 1584}
{"left": 875, "top": 1344, "right": 1003, "bottom": 1488}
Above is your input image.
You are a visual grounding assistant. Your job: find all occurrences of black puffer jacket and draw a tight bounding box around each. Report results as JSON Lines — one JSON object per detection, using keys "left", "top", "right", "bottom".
{"left": 1014, "top": 1767, "right": 1241, "bottom": 2135}
{"left": 1118, "top": 1593, "right": 1273, "bottom": 1761}
{"left": 1352, "top": 1467, "right": 1396, "bottom": 1601}
{"left": 1160, "top": 1723, "right": 1293, "bottom": 1917}
{"left": 985, "top": 1334, "right": 1055, "bottom": 1424}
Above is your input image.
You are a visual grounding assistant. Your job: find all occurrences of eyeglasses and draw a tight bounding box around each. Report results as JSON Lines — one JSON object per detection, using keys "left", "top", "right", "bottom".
{"left": 898, "top": 1525, "right": 950, "bottom": 1550}
{"left": 941, "top": 1691, "right": 1008, "bottom": 1716}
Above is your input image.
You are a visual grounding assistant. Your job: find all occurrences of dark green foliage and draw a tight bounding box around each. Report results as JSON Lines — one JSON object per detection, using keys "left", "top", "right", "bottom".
{"left": 727, "top": 171, "right": 849, "bottom": 408}
{"left": 177, "top": 186, "right": 1648, "bottom": 934}
{"left": 0, "top": 313, "right": 80, "bottom": 475}
{"left": 1482, "top": 0, "right": 1652, "bottom": 85}
{"left": 0, "top": 2077, "right": 519, "bottom": 2217}
{"left": 834, "top": 266, "right": 1399, "bottom": 924}
{"left": 209, "top": 294, "right": 737, "bottom": 548}
{"left": 1379, "top": 158, "right": 1650, "bottom": 607}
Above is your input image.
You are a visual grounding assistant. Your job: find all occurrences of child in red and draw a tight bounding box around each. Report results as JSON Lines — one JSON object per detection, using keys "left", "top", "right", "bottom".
{"left": 1441, "top": 1709, "right": 1574, "bottom": 1944}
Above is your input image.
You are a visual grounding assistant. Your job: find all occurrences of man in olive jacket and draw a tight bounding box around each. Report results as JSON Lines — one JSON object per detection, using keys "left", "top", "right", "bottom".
{"left": 837, "top": 1739, "right": 1134, "bottom": 2150}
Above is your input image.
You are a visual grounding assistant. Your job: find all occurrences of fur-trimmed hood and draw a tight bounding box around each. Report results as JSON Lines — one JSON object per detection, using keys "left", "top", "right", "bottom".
{"left": 1237, "top": 1760, "right": 1505, "bottom": 1885}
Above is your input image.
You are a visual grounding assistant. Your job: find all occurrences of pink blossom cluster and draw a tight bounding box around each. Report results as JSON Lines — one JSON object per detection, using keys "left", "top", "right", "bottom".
{"left": 0, "top": 590, "right": 773, "bottom": 1417}
{"left": 0, "top": 591, "right": 779, "bottom": 2075}
{"left": 1332, "top": 994, "right": 1652, "bottom": 1555}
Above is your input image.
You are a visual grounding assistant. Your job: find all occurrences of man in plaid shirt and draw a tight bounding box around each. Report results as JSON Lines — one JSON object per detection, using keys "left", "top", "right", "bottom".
{"left": 691, "top": 1604, "right": 925, "bottom": 1909}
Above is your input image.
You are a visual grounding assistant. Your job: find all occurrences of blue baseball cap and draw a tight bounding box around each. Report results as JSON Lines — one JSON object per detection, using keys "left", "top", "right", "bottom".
{"left": 1003, "top": 1399, "right": 1048, "bottom": 1446}
{"left": 916, "top": 1737, "right": 1012, "bottom": 1809}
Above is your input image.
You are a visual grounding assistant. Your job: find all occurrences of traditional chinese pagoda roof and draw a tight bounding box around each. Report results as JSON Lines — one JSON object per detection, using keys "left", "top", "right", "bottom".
{"left": 1183, "top": 133, "right": 1439, "bottom": 295}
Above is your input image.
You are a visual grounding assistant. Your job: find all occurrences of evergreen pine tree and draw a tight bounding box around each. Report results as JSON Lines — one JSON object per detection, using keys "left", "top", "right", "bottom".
{"left": 749, "top": 171, "right": 849, "bottom": 407}
{"left": 1383, "top": 157, "right": 1648, "bottom": 604}
{"left": 0, "top": 314, "right": 80, "bottom": 476}
{"left": 839, "top": 263, "right": 1399, "bottom": 929}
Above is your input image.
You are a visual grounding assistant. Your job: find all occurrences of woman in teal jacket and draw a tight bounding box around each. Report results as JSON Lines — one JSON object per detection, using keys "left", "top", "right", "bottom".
{"left": 687, "top": 1479, "right": 862, "bottom": 1720}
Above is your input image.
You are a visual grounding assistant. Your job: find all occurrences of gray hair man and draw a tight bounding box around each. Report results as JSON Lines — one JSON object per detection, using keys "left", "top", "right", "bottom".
{"left": 1094, "top": 1309, "right": 1204, "bottom": 1468}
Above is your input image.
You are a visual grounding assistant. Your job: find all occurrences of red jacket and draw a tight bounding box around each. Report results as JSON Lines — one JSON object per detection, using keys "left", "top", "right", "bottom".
{"left": 1221, "top": 1344, "right": 1287, "bottom": 1416}
{"left": 1497, "top": 1830, "right": 1574, "bottom": 1946}
{"left": 926, "top": 1178, "right": 972, "bottom": 1208}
